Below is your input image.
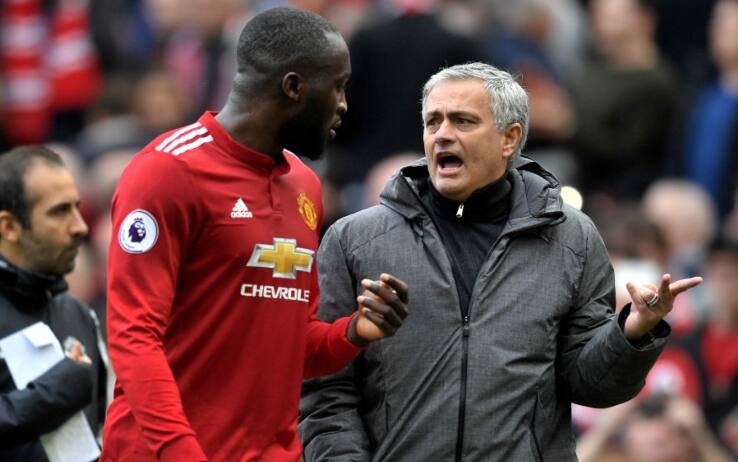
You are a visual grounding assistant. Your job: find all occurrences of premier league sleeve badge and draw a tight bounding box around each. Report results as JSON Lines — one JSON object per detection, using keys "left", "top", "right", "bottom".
{"left": 118, "top": 209, "right": 159, "bottom": 254}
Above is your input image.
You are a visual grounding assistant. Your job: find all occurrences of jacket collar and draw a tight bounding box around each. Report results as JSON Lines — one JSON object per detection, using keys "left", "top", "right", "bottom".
{"left": 0, "top": 256, "right": 68, "bottom": 311}
{"left": 424, "top": 174, "right": 511, "bottom": 223}
{"left": 379, "top": 156, "right": 565, "bottom": 232}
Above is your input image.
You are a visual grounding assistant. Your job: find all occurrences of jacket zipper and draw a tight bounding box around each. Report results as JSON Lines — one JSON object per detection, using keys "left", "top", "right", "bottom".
{"left": 453, "top": 235, "right": 511, "bottom": 462}
{"left": 455, "top": 313, "right": 470, "bottom": 461}
{"left": 399, "top": 169, "right": 562, "bottom": 461}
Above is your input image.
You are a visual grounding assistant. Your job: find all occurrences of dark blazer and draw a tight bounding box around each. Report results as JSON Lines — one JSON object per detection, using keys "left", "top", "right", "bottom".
{"left": 0, "top": 257, "right": 106, "bottom": 461}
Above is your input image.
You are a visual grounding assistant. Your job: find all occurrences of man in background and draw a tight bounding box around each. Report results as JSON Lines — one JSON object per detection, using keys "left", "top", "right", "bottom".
{"left": 0, "top": 145, "right": 107, "bottom": 461}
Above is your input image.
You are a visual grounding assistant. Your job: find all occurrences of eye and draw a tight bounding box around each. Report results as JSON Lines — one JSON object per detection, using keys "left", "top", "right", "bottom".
{"left": 47, "top": 203, "right": 73, "bottom": 218}
{"left": 424, "top": 117, "right": 439, "bottom": 127}
{"left": 455, "top": 116, "right": 479, "bottom": 130}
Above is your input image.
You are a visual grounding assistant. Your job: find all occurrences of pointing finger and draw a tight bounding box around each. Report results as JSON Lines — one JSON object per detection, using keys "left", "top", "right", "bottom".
{"left": 668, "top": 276, "right": 703, "bottom": 297}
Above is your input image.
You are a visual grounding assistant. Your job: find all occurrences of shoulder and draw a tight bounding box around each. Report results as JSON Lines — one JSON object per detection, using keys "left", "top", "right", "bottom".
{"left": 323, "top": 205, "right": 406, "bottom": 253}
{"left": 124, "top": 120, "right": 217, "bottom": 178}
{"left": 283, "top": 151, "right": 321, "bottom": 186}
{"left": 145, "top": 121, "right": 214, "bottom": 158}
{"left": 561, "top": 204, "right": 600, "bottom": 235}
{"left": 547, "top": 204, "right": 605, "bottom": 256}
{"left": 52, "top": 293, "right": 97, "bottom": 330}
{"left": 114, "top": 132, "right": 204, "bottom": 213}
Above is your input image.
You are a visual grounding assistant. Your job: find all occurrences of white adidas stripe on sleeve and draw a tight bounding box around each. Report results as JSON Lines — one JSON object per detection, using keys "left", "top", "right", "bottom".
{"left": 155, "top": 122, "right": 202, "bottom": 151}
{"left": 163, "top": 127, "right": 209, "bottom": 153}
{"left": 172, "top": 135, "right": 214, "bottom": 156}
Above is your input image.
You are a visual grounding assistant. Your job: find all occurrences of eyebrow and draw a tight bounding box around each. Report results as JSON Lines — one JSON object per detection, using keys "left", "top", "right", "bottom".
{"left": 45, "top": 199, "right": 80, "bottom": 214}
{"left": 424, "top": 109, "right": 479, "bottom": 120}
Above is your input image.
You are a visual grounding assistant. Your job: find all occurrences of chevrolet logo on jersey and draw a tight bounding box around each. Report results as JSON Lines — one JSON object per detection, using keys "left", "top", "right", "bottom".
{"left": 247, "top": 238, "right": 314, "bottom": 279}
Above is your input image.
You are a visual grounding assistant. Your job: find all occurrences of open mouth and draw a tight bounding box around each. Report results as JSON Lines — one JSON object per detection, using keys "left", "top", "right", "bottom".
{"left": 438, "top": 154, "right": 463, "bottom": 171}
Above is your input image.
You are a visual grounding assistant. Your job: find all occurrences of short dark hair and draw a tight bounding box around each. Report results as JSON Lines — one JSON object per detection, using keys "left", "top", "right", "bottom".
{"left": 0, "top": 145, "right": 64, "bottom": 228}
{"left": 236, "top": 8, "right": 339, "bottom": 79}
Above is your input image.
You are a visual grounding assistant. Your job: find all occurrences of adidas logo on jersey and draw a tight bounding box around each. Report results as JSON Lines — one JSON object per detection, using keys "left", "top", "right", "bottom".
{"left": 231, "top": 198, "right": 253, "bottom": 218}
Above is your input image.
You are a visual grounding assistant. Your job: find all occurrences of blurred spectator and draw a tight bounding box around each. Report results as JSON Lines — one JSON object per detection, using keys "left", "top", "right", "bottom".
{"left": 89, "top": 0, "right": 154, "bottom": 72}
{"left": 671, "top": 236, "right": 738, "bottom": 456}
{"left": 130, "top": 68, "right": 192, "bottom": 138}
{"left": 363, "top": 151, "right": 423, "bottom": 207}
{"left": 642, "top": 179, "right": 717, "bottom": 279}
{"left": 488, "top": 0, "right": 588, "bottom": 79}
{"left": 597, "top": 204, "right": 668, "bottom": 307}
{"left": 569, "top": 0, "right": 679, "bottom": 200}
{"left": 325, "top": 0, "right": 485, "bottom": 187}
{"left": 86, "top": 148, "right": 136, "bottom": 211}
{"left": 157, "top": 0, "right": 240, "bottom": 115}
{"left": 1, "top": 0, "right": 102, "bottom": 145}
{"left": 45, "top": 142, "right": 86, "bottom": 187}
{"left": 599, "top": 204, "right": 668, "bottom": 267}
{"left": 577, "top": 394, "right": 731, "bottom": 462}
{"left": 678, "top": 0, "right": 738, "bottom": 220}
{"left": 482, "top": 0, "right": 579, "bottom": 184}
{"left": 74, "top": 74, "right": 142, "bottom": 163}
{"left": 726, "top": 186, "right": 738, "bottom": 240}
{"left": 76, "top": 69, "right": 190, "bottom": 164}
{"left": 652, "top": 0, "right": 718, "bottom": 91}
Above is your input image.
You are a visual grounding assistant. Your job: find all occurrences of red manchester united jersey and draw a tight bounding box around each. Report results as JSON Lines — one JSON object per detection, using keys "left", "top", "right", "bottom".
{"left": 101, "top": 112, "right": 362, "bottom": 462}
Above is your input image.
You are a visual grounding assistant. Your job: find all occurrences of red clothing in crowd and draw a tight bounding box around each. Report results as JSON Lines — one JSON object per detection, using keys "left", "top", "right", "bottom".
{"left": 703, "top": 325, "right": 738, "bottom": 391}
{"left": 101, "top": 112, "right": 362, "bottom": 461}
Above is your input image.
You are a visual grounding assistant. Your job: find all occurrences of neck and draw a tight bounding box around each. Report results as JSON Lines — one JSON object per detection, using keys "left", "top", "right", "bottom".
{"left": 0, "top": 244, "right": 27, "bottom": 272}
{"left": 216, "top": 95, "right": 285, "bottom": 160}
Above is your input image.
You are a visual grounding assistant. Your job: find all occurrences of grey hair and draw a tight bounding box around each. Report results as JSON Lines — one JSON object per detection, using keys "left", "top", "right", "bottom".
{"left": 421, "top": 62, "right": 529, "bottom": 160}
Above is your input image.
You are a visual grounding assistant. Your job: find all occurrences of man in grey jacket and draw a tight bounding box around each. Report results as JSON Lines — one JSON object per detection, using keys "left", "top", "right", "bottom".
{"left": 299, "top": 62, "right": 702, "bottom": 461}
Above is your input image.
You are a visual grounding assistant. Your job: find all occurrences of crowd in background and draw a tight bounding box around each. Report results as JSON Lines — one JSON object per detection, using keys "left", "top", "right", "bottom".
{"left": 2, "top": 0, "right": 738, "bottom": 460}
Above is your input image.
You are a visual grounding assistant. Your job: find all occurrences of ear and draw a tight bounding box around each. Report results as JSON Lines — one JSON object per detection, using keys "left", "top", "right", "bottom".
{"left": 501, "top": 123, "right": 523, "bottom": 161}
{"left": 0, "top": 211, "right": 22, "bottom": 244}
{"left": 281, "top": 72, "right": 307, "bottom": 102}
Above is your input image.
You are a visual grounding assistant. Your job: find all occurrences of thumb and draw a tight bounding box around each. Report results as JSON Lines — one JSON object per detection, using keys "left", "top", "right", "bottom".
{"left": 66, "top": 341, "right": 82, "bottom": 360}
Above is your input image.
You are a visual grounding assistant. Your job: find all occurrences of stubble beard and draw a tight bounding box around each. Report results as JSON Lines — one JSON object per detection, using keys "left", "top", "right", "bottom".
{"left": 278, "top": 95, "right": 329, "bottom": 161}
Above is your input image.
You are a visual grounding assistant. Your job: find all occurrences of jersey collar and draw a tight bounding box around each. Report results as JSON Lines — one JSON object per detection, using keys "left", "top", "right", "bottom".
{"left": 199, "top": 111, "right": 291, "bottom": 175}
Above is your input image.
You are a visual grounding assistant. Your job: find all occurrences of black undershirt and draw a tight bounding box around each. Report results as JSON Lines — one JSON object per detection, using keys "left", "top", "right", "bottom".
{"left": 419, "top": 174, "right": 512, "bottom": 315}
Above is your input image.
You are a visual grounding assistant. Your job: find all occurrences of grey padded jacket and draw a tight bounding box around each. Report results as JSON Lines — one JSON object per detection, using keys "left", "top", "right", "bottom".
{"left": 300, "top": 158, "right": 667, "bottom": 461}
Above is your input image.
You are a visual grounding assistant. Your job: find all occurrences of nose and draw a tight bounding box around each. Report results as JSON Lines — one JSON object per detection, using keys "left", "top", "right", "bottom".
{"left": 433, "top": 119, "right": 454, "bottom": 144}
{"left": 337, "top": 92, "right": 348, "bottom": 115}
{"left": 70, "top": 207, "right": 89, "bottom": 238}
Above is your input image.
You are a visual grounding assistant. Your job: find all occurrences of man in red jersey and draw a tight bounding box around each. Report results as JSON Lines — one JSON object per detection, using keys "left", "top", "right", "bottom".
{"left": 101, "top": 8, "right": 409, "bottom": 462}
